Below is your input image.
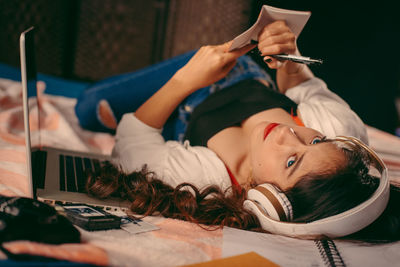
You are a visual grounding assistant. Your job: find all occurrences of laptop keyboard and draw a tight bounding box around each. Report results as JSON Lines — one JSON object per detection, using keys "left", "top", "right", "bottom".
{"left": 59, "top": 155, "right": 102, "bottom": 193}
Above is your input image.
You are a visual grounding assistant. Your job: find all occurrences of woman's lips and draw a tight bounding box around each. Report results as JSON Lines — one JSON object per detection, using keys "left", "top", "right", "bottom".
{"left": 263, "top": 123, "right": 279, "bottom": 140}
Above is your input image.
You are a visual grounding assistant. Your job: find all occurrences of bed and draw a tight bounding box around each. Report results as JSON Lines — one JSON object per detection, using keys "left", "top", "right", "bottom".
{"left": 1, "top": 63, "right": 400, "bottom": 266}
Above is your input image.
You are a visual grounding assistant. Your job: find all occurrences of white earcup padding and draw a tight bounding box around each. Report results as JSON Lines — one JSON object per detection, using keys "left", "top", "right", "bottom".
{"left": 246, "top": 184, "right": 293, "bottom": 221}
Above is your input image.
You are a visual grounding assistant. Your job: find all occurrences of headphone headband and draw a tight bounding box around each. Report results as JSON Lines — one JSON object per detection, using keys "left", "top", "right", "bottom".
{"left": 244, "top": 136, "right": 390, "bottom": 238}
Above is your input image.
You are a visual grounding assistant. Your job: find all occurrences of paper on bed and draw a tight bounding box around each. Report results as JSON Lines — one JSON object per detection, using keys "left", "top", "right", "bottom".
{"left": 106, "top": 210, "right": 160, "bottom": 234}
{"left": 222, "top": 227, "right": 325, "bottom": 266}
{"left": 120, "top": 216, "right": 160, "bottom": 234}
{"left": 229, "top": 5, "right": 311, "bottom": 51}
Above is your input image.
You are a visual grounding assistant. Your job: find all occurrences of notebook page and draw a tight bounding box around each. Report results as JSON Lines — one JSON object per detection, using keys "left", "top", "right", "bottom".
{"left": 222, "top": 227, "right": 325, "bottom": 267}
{"left": 334, "top": 240, "right": 400, "bottom": 267}
{"left": 230, "top": 5, "right": 311, "bottom": 51}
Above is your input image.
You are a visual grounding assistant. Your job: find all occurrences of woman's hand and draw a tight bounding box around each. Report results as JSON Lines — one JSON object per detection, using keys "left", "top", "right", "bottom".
{"left": 257, "top": 21, "right": 301, "bottom": 73}
{"left": 258, "top": 20, "right": 314, "bottom": 93}
{"left": 173, "top": 41, "right": 255, "bottom": 92}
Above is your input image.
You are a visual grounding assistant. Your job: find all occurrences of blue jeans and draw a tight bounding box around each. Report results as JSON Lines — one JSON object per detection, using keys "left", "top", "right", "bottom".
{"left": 75, "top": 51, "right": 274, "bottom": 141}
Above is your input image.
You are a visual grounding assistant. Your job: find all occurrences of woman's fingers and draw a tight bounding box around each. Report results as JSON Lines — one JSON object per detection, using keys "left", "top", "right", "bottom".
{"left": 221, "top": 40, "right": 233, "bottom": 52}
{"left": 258, "top": 21, "right": 291, "bottom": 39}
{"left": 259, "top": 42, "right": 296, "bottom": 57}
{"left": 263, "top": 56, "right": 284, "bottom": 69}
{"left": 258, "top": 31, "right": 295, "bottom": 47}
{"left": 229, "top": 43, "right": 256, "bottom": 56}
{"left": 219, "top": 42, "right": 256, "bottom": 63}
{"left": 257, "top": 20, "right": 297, "bottom": 69}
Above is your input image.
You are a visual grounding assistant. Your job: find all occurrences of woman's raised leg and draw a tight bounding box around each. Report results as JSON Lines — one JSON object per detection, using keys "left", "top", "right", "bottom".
{"left": 75, "top": 50, "right": 196, "bottom": 133}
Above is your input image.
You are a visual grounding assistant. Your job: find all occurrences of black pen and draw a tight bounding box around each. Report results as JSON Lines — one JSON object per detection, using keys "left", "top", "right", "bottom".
{"left": 249, "top": 40, "right": 322, "bottom": 65}
{"left": 270, "top": 54, "right": 323, "bottom": 65}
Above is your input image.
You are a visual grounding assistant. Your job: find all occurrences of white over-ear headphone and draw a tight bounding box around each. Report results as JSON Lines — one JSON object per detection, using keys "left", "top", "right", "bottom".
{"left": 246, "top": 183, "right": 293, "bottom": 221}
{"left": 244, "top": 136, "right": 390, "bottom": 239}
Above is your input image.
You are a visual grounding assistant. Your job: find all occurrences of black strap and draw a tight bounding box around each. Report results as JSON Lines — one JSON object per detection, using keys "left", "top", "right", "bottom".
{"left": 184, "top": 79, "right": 297, "bottom": 146}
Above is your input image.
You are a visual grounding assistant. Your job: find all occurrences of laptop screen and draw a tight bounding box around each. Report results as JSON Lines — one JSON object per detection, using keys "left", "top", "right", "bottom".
{"left": 20, "top": 27, "right": 40, "bottom": 198}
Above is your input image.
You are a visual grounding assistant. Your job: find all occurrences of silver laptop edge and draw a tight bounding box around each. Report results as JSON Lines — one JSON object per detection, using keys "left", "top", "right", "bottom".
{"left": 20, "top": 27, "right": 35, "bottom": 198}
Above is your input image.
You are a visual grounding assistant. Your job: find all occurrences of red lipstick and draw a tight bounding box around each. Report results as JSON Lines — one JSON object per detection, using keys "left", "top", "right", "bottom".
{"left": 263, "top": 123, "right": 279, "bottom": 140}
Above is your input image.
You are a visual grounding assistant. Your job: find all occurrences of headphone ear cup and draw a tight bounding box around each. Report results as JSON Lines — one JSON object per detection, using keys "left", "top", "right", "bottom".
{"left": 246, "top": 184, "right": 293, "bottom": 221}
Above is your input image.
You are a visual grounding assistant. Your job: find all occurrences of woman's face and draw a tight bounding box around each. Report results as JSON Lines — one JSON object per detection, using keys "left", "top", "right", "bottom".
{"left": 249, "top": 122, "right": 345, "bottom": 190}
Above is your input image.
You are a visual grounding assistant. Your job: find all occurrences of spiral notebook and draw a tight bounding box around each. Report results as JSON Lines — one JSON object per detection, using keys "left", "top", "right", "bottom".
{"left": 223, "top": 227, "right": 400, "bottom": 267}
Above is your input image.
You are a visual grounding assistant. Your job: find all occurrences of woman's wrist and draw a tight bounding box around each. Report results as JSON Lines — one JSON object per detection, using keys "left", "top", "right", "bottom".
{"left": 172, "top": 69, "right": 199, "bottom": 94}
{"left": 280, "top": 61, "right": 305, "bottom": 75}
{"left": 276, "top": 61, "right": 314, "bottom": 93}
{"left": 135, "top": 76, "right": 193, "bottom": 129}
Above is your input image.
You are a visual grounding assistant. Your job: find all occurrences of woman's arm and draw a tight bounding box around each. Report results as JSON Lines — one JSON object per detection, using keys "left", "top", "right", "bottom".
{"left": 285, "top": 78, "right": 369, "bottom": 143}
{"left": 257, "top": 21, "right": 314, "bottom": 94}
{"left": 135, "top": 42, "right": 255, "bottom": 129}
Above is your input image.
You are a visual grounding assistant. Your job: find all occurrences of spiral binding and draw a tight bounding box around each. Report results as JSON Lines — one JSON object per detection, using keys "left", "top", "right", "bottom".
{"left": 314, "top": 239, "right": 346, "bottom": 267}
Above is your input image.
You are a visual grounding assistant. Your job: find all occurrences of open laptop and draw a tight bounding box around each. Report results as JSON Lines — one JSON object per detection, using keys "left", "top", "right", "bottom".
{"left": 19, "top": 27, "right": 129, "bottom": 211}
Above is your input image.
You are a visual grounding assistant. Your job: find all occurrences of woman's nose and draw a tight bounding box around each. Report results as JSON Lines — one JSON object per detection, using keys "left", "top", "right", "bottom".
{"left": 275, "top": 126, "right": 298, "bottom": 146}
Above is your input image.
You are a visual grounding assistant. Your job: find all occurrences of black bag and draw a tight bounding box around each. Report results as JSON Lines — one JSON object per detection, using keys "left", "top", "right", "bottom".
{"left": 0, "top": 196, "right": 80, "bottom": 244}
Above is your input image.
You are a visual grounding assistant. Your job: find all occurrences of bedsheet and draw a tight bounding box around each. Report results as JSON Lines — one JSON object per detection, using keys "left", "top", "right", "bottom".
{"left": 0, "top": 77, "right": 400, "bottom": 266}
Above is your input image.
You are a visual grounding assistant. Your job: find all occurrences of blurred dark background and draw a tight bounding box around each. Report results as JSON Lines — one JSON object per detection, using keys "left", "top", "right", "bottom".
{"left": 0, "top": 0, "right": 399, "bottom": 135}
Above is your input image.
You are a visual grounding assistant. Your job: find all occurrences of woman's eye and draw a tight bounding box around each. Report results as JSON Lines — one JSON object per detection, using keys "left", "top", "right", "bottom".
{"left": 311, "top": 137, "right": 323, "bottom": 145}
{"left": 287, "top": 156, "right": 296, "bottom": 168}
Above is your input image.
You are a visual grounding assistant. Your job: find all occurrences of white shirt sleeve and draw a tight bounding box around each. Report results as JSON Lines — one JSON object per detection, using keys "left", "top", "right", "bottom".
{"left": 285, "top": 77, "right": 368, "bottom": 144}
{"left": 112, "top": 114, "right": 231, "bottom": 191}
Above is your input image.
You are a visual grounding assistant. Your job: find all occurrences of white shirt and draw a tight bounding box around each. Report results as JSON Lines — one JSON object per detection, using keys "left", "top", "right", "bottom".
{"left": 113, "top": 77, "right": 367, "bottom": 190}
{"left": 286, "top": 78, "right": 368, "bottom": 143}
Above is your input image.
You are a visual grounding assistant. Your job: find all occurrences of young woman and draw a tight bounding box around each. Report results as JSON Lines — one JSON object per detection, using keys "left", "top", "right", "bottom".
{"left": 76, "top": 21, "right": 400, "bottom": 242}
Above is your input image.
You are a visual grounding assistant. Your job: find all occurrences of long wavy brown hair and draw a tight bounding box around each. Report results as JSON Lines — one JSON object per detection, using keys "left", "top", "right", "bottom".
{"left": 85, "top": 162, "right": 262, "bottom": 231}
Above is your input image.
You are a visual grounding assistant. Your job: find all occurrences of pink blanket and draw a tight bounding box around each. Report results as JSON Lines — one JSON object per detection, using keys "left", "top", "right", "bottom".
{"left": 0, "top": 78, "right": 115, "bottom": 196}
